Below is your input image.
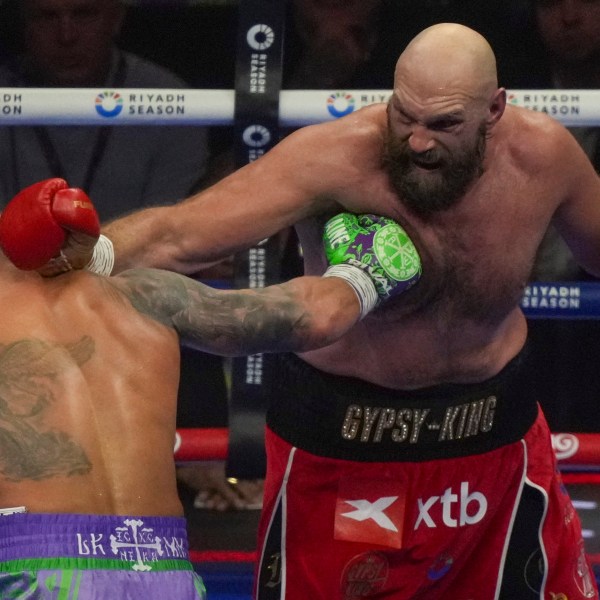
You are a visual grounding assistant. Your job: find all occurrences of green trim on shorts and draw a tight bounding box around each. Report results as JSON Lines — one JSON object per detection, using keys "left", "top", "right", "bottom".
{"left": 194, "top": 574, "right": 207, "bottom": 596}
{"left": 0, "top": 556, "right": 196, "bottom": 572}
{"left": 0, "top": 569, "right": 84, "bottom": 600}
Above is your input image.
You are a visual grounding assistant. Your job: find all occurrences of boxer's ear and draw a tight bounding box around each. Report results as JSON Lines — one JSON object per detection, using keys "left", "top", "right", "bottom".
{"left": 487, "top": 88, "right": 506, "bottom": 128}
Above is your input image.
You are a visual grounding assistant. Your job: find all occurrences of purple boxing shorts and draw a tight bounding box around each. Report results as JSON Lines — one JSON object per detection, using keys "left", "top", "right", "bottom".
{"left": 0, "top": 512, "right": 205, "bottom": 599}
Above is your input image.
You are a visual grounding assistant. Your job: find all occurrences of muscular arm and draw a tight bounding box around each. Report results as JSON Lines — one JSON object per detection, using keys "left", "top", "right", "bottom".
{"left": 103, "top": 133, "right": 333, "bottom": 274}
{"left": 109, "top": 269, "right": 361, "bottom": 355}
{"left": 102, "top": 105, "right": 391, "bottom": 274}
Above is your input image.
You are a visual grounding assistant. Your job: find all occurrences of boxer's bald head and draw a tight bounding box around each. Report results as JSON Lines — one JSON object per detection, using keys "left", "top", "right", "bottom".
{"left": 395, "top": 23, "right": 498, "bottom": 105}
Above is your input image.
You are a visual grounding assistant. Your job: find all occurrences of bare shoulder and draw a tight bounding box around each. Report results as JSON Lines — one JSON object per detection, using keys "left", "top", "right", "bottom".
{"left": 278, "top": 103, "right": 389, "bottom": 177}
{"left": 283, "top": 103, "right": 388, "bottom": 152}
{"left": 252, "top": 103, "right": 390, "bottom": 210}
{"left": 502, "top": 105, "right": 584, "bottom": 172}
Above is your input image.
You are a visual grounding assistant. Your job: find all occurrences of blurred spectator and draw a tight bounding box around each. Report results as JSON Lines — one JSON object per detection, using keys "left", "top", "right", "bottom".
{"left": 282, "top": 0, "right": 522, "bottom": 91}
{"left": 284, "top": 0, "right": 395, "bottom": 90}
{"left": 535, "top": 0, "right": 600, "bottom": 89}
{"left": 0, "top": 0, "right": 210, "bottom": 220}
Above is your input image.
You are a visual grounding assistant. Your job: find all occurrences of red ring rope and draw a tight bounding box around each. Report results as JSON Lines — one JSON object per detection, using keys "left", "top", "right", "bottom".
{"left": 175, "top": 428, "right": 229, "bottom": 462}
{"left": 174, "top": 429, "right": 600, "bottom": 468}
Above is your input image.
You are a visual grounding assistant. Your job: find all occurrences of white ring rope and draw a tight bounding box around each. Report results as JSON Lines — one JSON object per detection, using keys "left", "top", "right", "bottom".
{"left": 0, "top": 88, "right": 599, "bottom": 126}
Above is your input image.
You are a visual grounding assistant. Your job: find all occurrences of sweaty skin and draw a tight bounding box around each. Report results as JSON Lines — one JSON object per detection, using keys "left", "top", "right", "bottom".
{"left": 0, "top": 262, "right": 360, "bottom": 515}
{"left": 103, "top": 23, "right": 600, "bottom": 389}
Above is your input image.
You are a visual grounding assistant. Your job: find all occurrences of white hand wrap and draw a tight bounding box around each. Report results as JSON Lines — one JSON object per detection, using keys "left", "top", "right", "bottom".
{"left": 323, "top": 264, "right": 378, "bottom": 320}
{"left": 86, "top": 234, "right": 114, "bottom": 276}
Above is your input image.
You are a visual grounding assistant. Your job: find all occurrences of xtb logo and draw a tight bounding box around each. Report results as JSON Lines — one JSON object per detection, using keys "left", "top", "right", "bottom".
{"left": 414, "top": 482, "right": 487, "bottom": 530}
{"left": 341, "top": 496, "right": 399, "bottom": 532}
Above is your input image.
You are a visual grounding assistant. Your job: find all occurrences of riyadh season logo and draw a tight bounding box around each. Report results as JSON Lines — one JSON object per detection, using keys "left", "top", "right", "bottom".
{"left": 247, "top": 24, "right": 275, "bottom": 51}
{"left": 243, "top": 124, "right": 271, "bottom": 148}
{"left": 327, "top": 92, "right": 355, "bottom": 118}
{"left": 507, "top": 92, "right": 582, "bottom": 118}
{"left": 508, "top": 93, "right": 519, "bottom": 106}
{"left": 95, "top": 91, "right": 123, "bottom": 118}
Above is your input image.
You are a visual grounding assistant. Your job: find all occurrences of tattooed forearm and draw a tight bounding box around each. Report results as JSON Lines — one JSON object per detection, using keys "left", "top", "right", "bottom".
{"left": 115, "top": 268, "right": 345, "bottom": 355}
{"left": 180, "top": 285, "right": 312, "bottom": 354}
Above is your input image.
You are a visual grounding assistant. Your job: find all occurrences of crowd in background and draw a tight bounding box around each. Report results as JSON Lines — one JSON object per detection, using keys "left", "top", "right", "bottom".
{"left": 0, "top": 0, "right": 599, "bottom": 507}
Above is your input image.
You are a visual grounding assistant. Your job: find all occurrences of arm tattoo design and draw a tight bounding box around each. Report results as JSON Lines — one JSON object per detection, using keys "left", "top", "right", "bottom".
{"left": 0, "top": 337, "right": 93, "bottom": 481}
{"left": 118, "top": 268, "right": 314, "bottom": 355}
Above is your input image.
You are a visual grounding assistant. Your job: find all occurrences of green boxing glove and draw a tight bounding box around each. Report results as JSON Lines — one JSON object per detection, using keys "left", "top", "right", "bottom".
{"left": 323, "top": 213, "right": 422, "bottom": 319}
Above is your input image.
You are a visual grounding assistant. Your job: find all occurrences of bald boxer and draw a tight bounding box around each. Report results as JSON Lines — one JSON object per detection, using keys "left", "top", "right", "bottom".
{"left": 59, "top": 23, "right": 600, "bottom": 599}
{"left": 0, "top": 179, "right": 419, "bottom": 599}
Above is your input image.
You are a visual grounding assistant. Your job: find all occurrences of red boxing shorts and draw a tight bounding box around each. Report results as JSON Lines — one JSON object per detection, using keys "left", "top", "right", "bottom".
{"left": 256, "top": 351, "right": 597, "bottom": 600}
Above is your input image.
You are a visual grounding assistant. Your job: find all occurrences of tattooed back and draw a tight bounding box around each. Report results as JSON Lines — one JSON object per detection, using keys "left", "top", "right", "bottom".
{"left": 0, "top": 266, "right": 183, "bottom": 516}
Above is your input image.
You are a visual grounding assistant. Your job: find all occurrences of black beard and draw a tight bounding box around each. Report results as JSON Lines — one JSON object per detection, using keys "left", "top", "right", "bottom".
{"left": 383, "top": 124, "right": 487, "bottom": 219}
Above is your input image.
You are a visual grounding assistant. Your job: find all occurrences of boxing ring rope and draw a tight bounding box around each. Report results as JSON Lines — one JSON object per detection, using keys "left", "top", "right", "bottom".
{"left": 5, "top": 87, "right": 600, "bottom": 468}
{"left": 174, "top": 430, "right": 600, "bottom": 470}
{"left": 1, "top": 88, "right": 600, "bottom": 126}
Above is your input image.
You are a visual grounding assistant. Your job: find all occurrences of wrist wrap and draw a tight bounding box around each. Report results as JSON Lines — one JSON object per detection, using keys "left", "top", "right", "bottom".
{"left": 86, "top": 234, "right": 114, "bottom": 276}
{"left": 323, "top": 264, "right": 378, "bottom": 319}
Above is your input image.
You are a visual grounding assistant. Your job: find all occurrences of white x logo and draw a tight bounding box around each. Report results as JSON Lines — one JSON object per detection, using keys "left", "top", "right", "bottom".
{"left": 341, "top": 496, "right": 399, "bottom": 532}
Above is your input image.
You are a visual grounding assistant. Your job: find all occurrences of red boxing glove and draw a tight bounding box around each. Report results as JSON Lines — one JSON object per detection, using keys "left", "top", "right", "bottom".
{"left": 0, "top": 178, "right": 100, "bottom": 270}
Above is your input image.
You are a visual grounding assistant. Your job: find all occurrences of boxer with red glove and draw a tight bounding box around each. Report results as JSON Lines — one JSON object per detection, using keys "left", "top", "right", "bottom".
{"left": 0, "top": 178, "right": 112, "bottom": 275}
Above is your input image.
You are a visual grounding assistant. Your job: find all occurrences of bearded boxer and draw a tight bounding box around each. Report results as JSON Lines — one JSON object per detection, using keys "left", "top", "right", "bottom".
{"left": 45, "top": 23, "right": 600, "bottom": 600}
{"left": 0, "top": 179, "right": 419, "bottom": 599}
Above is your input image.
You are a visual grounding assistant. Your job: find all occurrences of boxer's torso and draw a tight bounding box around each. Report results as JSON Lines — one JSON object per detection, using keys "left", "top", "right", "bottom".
{"left": 297, "top": 104, "right": 568, "bottom": 389}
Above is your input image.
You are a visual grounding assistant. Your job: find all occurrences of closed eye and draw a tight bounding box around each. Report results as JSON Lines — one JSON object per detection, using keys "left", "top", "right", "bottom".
{"left": 428, "top": 118, "right": 461, "bottom": 132}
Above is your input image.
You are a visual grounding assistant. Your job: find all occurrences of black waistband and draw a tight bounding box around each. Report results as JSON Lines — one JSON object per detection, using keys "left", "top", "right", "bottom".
{"left": 267, "top": 348, "right": 539, "bottom": 462}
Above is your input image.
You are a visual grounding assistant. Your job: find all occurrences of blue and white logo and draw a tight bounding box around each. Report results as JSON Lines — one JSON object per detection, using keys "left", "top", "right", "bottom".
{"left": 243, "top": 124, "right": 271, "bottom": 148}
{"left": 327, "top": 92, "right": 355, "bottom": 118}
{"left": 95, "top": 91, "right": 123, "bottom": 118}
